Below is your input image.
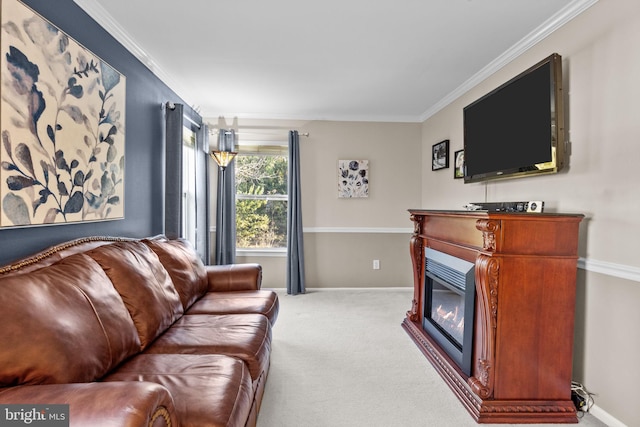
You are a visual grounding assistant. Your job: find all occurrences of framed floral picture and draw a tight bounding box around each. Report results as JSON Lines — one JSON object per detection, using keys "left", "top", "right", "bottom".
{"left": 1, "top": 0, "right": 126, "bottom": 227}
{"left": 432, "top": 140, "right": 449, "bottom": 171}
{"left": 338, "top": 160, "right": 368, "bottom": 198}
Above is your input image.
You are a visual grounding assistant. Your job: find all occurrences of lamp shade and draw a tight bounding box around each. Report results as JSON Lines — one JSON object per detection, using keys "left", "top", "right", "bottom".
{"left": 210, "top": 150, "right": 238, "bottom": 169}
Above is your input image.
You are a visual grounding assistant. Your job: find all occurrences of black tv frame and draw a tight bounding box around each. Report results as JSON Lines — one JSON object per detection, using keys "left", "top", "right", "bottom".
{"left": 463, "top": 53, "right": 565, "bottom": 183}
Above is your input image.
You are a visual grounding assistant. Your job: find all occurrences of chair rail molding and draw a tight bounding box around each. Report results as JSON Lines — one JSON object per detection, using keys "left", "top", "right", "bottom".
{"left": 303, "top": 227, "right": 413, "bottom": 234}
{"left": 578, "top": 257, "right": 640, "bottom": 283}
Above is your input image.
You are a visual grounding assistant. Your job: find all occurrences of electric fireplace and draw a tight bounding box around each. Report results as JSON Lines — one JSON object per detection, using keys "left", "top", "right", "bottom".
{"left": 404, "top": 210, "right": 583, "bottom": 423}
{"left": 422, "top": 247, "right": 475, "bottom": 375}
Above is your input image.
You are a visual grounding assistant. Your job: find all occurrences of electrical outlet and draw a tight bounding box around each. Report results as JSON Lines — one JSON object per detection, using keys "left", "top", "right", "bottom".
{"left": 373, "top": 260, "right": 380, "bottom": 270}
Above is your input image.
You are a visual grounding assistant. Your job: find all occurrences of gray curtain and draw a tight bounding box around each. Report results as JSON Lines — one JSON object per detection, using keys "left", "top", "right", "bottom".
{"left": 164, "top": 102, "right": 209, "bottom": 263}
{"left": 164, "top": 103, "right": 183, "bottom": 240}
{"left": 287, "top": 130, "right": 306, "bottom": 295}
{"left": 214, "top": 130, "right": 236, "bottom": 265}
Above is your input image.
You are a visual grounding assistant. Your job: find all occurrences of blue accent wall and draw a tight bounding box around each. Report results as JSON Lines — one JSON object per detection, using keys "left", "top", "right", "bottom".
{"left": 0, "top": 0, "right": 197, "bottom": 265}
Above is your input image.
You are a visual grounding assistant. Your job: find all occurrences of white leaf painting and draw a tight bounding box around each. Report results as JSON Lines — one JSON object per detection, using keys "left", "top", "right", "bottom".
{"left": 338, "top": 160, "right": 368, "bottom": 198}
{"left": 1, "top": 0, "right": 126, "bottom": 227}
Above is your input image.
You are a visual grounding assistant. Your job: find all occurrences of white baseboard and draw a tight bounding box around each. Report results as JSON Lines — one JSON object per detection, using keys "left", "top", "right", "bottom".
{"left": 589, "top": 404, "right": 627, "bottom": 427}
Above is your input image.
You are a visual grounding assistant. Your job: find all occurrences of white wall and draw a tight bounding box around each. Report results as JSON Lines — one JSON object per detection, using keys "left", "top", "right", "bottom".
{"left": 420, "top": 1, "right": 640, "bottom": 425}
{"left": 207, "top": 118, "right": 421, "bottom": 289}
{"left": 208, "top": 2, "right": 640, "bottom": 424}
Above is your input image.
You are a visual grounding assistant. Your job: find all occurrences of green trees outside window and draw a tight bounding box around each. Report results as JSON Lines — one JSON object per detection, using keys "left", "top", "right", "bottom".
{"left": 235, "top": 154, "right": 288, "bottom": 248}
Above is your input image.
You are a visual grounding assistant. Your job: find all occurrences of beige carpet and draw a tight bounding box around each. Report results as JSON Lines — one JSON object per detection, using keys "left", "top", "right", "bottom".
{"left": 256, "top": 288, "right": 606, "bottom": 427}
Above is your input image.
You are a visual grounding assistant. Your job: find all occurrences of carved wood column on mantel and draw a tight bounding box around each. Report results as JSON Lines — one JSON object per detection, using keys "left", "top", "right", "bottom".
{"left": 467, "top": 219, "right": 500, "bottom": 399}
{"left": 407, "top": 213, "right": 424, "bottom": 322}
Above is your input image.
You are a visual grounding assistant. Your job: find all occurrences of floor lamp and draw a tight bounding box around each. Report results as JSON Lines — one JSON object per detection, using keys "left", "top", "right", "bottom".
{"left": 210, "top": 150, "right": 238, "bottom": 171}
{"left": 210, "top": 149, "right": 237, "bottom": 263}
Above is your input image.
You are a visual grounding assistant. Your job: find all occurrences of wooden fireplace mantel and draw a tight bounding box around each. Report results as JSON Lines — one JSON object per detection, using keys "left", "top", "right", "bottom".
{"left": 402, "top": 209, "right": 584, "bottom": 424}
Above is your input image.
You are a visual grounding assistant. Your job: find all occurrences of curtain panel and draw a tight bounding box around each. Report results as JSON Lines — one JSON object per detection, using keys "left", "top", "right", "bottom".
{"left": 287, "top": 130, "right": 306, "bottom": 295}
{"left": 164, "top": 102, "right": 209, "bottom": 263}
{"left": 164, "top": 103, "right": 183, "bottom": 240}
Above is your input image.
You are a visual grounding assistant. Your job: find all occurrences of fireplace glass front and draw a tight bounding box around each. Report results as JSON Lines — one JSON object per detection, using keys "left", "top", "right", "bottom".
{"left": 423, "top": 248, "right": 475, "bottom": 376}
{"left": 430, "top": 277, "right": 465, "bottom": 347}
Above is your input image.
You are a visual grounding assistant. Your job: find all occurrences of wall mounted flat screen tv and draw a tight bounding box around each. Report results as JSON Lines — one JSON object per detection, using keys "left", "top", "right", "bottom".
{"left": 463, "top": 53, "right": 564, "bottom": 183}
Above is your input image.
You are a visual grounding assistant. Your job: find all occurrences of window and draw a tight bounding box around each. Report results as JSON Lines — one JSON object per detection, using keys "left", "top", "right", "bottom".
{"left": 182, "top": 126, "right": 197, "bottom": 247}
{"left": 235, "top": 147, "right": 288, "bottom": 249}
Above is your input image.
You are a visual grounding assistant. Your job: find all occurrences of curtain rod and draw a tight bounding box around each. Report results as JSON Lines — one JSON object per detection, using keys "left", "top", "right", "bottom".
{"left": 213, "top": 130, "right": 309, "bottom": 137}
{"left": 164, "top": 102, "right": 202, "bottom": 129}
{"left": 183, "top": 115, "right": 202, "bottom": 130}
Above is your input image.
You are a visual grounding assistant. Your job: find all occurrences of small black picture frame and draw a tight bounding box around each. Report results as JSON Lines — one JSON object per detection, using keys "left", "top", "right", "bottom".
{"left": 432, "top": 140, "right": 449, "bottom": 171}
{"left": 454, "top": 149, "right": 464, "bottom": 179}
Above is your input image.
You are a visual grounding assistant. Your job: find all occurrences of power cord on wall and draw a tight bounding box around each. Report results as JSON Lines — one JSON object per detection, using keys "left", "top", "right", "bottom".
{"left": 571, "top": 381, "right": 595, "bottom": 416}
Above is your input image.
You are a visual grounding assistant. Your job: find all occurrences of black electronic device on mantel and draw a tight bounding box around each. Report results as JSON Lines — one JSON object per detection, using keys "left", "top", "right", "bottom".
{"left": 463, "top": 53, "right": 564, "bottom": 183}
{"left": 464, "top": 201, "right": 544, "bottom": 213}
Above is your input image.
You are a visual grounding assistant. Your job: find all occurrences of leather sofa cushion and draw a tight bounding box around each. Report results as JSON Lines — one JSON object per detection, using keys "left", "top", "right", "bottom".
{"left": 0, "top": 382, "right": 177, "bottom": 427}
{"left": 0, "top": 254, "right": 139, "bottom": 386}
{"left": 145, "top": 314, "right": 271, "bottom": 380}
{"left": 87, "top": 241, "right": 184, "bottom": 350}
{"left": 187, "top": 290, "right": 279, "bottom": 325}
{"left": 143, "top": 237, "right": 208, "bottom": 310}
{"left": 205, "top": 263, "right": 262, "bottom": 292}
{"left": 105, "top": 354, "right": 252, "bottom": 427}
{"left": 0, "top": 237, "right": 128, "bottom": 278}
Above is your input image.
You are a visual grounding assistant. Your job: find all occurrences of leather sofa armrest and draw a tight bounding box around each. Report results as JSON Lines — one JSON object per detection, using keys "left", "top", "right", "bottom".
{"left": 0, "top": 382, "right": 177, "bottom": 427}
{"left": 205, "top": 263, "right": 262, "bottom": 291}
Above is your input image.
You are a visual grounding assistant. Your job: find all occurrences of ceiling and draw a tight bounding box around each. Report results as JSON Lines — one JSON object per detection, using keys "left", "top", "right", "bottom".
{"left": 73, "top": 0, "right": 596, "bottom": 122}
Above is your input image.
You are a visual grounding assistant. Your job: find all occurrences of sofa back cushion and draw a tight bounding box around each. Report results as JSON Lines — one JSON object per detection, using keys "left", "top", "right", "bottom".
{"left": 86, "top": 241, "right": 184, "bottom": 350}
{"left": 143, "top": 237, "right": 208, "bottom": 310}
{"left": 0, "top": 237, "right": 133, "bottom": 278}
{"left": 0, "top": 253, "right": 140, "bottom": 386}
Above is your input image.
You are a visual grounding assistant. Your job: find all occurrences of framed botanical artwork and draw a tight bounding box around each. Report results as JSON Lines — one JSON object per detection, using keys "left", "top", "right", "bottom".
{"left": 1, "top": 0, "right": 126, "bottom": 228}
{"left": 338, "top": 160, "right": 368, "bottom": 198}
{"left": 454, "top": 149, "right": 465, "bottom": 179}
{"left": 432, "top": 140, "right": 449, "bottom": 171}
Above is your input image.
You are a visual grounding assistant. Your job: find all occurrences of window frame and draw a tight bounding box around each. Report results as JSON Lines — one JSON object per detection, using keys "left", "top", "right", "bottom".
{"left": 181, "top": 125, "right": 198, "bottom": 248}
{"left": 234, "top": 144, "right": 288, "bottom": 255}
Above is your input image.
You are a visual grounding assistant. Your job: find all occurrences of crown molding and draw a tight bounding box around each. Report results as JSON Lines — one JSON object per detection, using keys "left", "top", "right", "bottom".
{"left": 73, "top": 0, "right": 188, "bottom": 101}
{"left": 205, "top": 110, "right": 424, "bottom": 123}
{"left": 75, "top": 0, "right": 598, "bottom": 123}
{"left": 73, "top": 0, "right": 150, "bottom": 67}
{"left": 419, "top": 0, "right": 600, "bottom": 122}
{"left": 72, "top": 0, "right": 421, "bottom": 122}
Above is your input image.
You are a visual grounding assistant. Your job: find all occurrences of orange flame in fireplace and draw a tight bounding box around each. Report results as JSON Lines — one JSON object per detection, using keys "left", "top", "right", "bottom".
{"left": 434, "top": 304, "right": 465, "bottom": 342}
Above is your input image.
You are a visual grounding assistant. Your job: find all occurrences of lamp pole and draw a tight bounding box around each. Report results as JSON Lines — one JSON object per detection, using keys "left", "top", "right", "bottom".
{"left": 210, "top": 149, "right": 237, "bottom": 264}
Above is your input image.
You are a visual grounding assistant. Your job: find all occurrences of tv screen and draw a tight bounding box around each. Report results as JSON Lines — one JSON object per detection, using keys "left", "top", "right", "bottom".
{"left": 463, "top": 53, "right": 564, "bottom": 183}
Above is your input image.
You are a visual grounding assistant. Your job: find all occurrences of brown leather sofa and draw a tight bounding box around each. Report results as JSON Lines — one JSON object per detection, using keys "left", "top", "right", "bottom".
{"left": 0, "top": 235, "right": 279, "bottom": 427}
